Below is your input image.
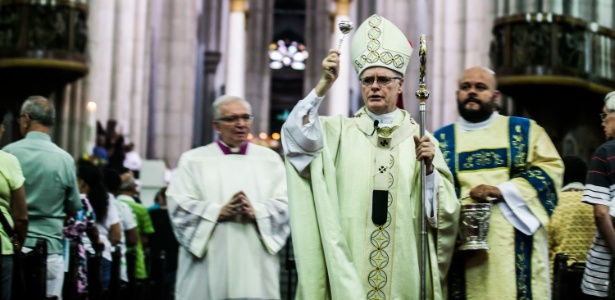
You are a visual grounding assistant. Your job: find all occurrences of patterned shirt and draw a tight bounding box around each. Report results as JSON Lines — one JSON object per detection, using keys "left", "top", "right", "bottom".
{"left": 63, "top": 195, "right": 96, "bottom": 294}
{"left": 582, "top": 139, "right": 615, "bottom": 297}
{"left": 548, "top": 185, "right": 595, "bottom": 266}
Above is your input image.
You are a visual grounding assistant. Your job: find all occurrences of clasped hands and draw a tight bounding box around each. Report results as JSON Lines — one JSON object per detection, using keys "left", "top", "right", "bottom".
{"left": 218, "top": 191, "right": 256, "bottom": 223}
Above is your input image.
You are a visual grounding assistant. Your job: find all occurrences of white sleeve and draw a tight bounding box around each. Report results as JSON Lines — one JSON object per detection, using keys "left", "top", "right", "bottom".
{"left": 250, "top": 158, "right": 290, "bottom": 254}
{"left": 106, "top": 199, "right": 121, "bottom": 227}
{"left": 425, "top": 171, "right": 439, "bottom": 227}
{"left": 117, "top": 201, "right": 137, "bottom": 230}
{"left": 281, "top": 89, "right": 325, "bottom": 173}
{"left": 496, "top": 182, "right": 541, "bottom": 235}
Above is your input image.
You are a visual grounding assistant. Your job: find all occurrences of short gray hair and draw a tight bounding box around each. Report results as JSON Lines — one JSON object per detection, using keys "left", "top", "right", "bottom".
{"left": 119, "top": 176, "right": 136, "bottom": 192}
{"left": 21, "top": 96, "right": 55, "bottom": 126}
{"left": 212, "top": 95, "right": 252, "bottom": 120}
{"left": 605, "top": 91, "right": 615, "bottom": 111}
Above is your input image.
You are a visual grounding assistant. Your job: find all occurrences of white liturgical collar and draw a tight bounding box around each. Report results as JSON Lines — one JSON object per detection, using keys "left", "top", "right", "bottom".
{"left": 458, "top": 112, "right": 498, "bottom": 132}
{"left": 366, "top": 109, "right": 397, "bottom": 127}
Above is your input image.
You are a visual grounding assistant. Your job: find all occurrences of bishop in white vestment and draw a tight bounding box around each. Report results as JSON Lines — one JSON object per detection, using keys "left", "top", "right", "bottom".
{"left": 167, "top": 96, "right": 290, "bottom": 300}
{"left": 282, "top": 15, "right": 460, "bottom": 300}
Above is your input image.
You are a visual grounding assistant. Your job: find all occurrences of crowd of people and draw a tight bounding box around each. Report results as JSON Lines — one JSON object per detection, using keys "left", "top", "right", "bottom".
{"left": 0, "top": 96, "right": 177, "bottom": 299}
{"left": 1, "top": 13, "right": 615, "bottom": 300}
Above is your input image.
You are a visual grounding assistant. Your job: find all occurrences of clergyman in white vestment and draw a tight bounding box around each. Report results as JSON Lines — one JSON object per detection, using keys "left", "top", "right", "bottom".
{"left": 167, "top": 95, "right": 290, "bottom": 300}
{"left": 282, "top": 14, "right": 460, "bottom": 300}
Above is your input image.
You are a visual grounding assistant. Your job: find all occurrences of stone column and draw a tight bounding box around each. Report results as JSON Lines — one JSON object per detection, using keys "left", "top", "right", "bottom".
{"left": 59, "top": 80, "right": 85, "bottom": 156}
{"left": 86, "top": 0, "right": 116, "bottom": 129}
{"left": 197, "top": 0, "right": 224, "bottom": 146}
{"left": 570, "top": 0, "right": 581, "bottom": 18}
{"left": 304, "top": 0, "right": 332, "bottom": 97}
{"left": 327, "top": 0, "right": 352, "bottom": 117}
{"left": 111, "top": 0, "right": 137, "bottom": 137}
{"left": 524, "top": 0, "right": 539, "bottom": 12}
{"left": 381, "top": 0, "right": 425, "bottom": 118}
{"left": 225, "top": 0, "right": 247, "bottom": 98}
{"left": 202, "top": 51, "right": 222, "bottom": 142}
{"left": 130, "top": 0, "right": 149, "bottom": 154}
{"left": 85, "top": 100, "right": 97, "bottom": 157}
{"left": 431, "top": 0, "right": 464, "bottom": 128}
{"left": 597, "top": 0, "right": 612, "bottom": 26}
{"left": 548, "top": 0, "right": 564, "bottom": 15}
{"left": 464, "top": 0, "right": 494, "bottom": 68}
{"left": 71, "top": 80, "right": 85, "bottom": 156}
{"left": 59, "top": 84, "right": 72, "bottom": 151}
{"left": 153, "top": 0, "right": 199, "bottom": 167}
{"left": 245, "top": 0, "right": 274, "bottom": 136}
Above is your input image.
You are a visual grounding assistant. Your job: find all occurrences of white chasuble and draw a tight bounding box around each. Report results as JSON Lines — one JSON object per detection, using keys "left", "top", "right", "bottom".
{"left": 166, "top": 143, "right": 290, "bottom": 300}
{"left": 285, "top": 108, "right": 460, "bottom": 300}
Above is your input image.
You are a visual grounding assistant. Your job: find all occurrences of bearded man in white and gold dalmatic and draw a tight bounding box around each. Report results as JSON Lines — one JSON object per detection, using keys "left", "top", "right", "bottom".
{"left": 434, "top": 67, "right": 564, "bottom": 300}
{"left": 282, "top": 14, "right": 460, "bottom": 300}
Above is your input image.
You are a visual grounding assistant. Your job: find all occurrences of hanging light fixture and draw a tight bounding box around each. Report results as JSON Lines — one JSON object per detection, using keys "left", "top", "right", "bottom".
{"left": 268, "top": 40, "right": 309, "bottom": 70}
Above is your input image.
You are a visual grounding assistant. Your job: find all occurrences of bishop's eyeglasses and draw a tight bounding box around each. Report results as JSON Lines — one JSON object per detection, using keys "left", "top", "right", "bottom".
{"left": 216, "top": 114, "right": 254, "bottom": 124}
{"left": 359, "top": 76, "right": 402, "bottom": 86}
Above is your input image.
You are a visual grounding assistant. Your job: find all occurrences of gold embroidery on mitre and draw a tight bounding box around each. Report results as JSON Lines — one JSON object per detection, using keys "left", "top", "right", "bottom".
{"left": 353, "top": 15, "right": 406, "bottom": 73}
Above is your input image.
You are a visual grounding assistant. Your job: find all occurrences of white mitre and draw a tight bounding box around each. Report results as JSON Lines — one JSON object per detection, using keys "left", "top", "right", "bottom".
{"left": 351, "top": 14, "right": 414, "bottom": 77}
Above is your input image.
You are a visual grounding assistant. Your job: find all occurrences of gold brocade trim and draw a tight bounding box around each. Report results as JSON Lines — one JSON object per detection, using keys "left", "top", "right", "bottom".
{"left": 366, "top": 155, "right": 395, "bottom": 300}
{"left": 438, "top": 132, "right": 452, "bottom": 166}
{"left": 511, "top": 124, "right": 527, "bottom": 169}
{"left": 354, "top": 15, "right": 406, "bottom": 71}
{"left": 462, "top": 151, "right": 505, "bottom": 169}
{"left": 516, "top": 239, "right": 530, "bottom": 299}
{"left": 377, "top": 126, "right": 399, "bottom": 137}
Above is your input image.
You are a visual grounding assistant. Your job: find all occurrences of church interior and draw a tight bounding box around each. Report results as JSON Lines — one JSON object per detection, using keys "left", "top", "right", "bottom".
{"left": 0, "top": 0, "right": 613, "bottom": 298}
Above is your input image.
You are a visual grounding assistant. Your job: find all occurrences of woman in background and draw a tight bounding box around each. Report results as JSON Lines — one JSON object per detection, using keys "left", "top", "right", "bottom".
{"left": 78, "top": 163, "right": 121, "bottom": 291}
{"left": 64, "top": 163, "right": 105, "bottom": 295}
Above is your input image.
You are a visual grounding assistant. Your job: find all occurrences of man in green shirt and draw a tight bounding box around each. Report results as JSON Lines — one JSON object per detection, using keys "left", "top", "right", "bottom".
{"left": 3, "top": 96, "right": 82, "bottom": 299}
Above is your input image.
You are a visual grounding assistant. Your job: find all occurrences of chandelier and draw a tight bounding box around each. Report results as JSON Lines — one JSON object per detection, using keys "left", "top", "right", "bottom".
{"left": 268, "top": 40, "right": 309, "bottom": 70}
